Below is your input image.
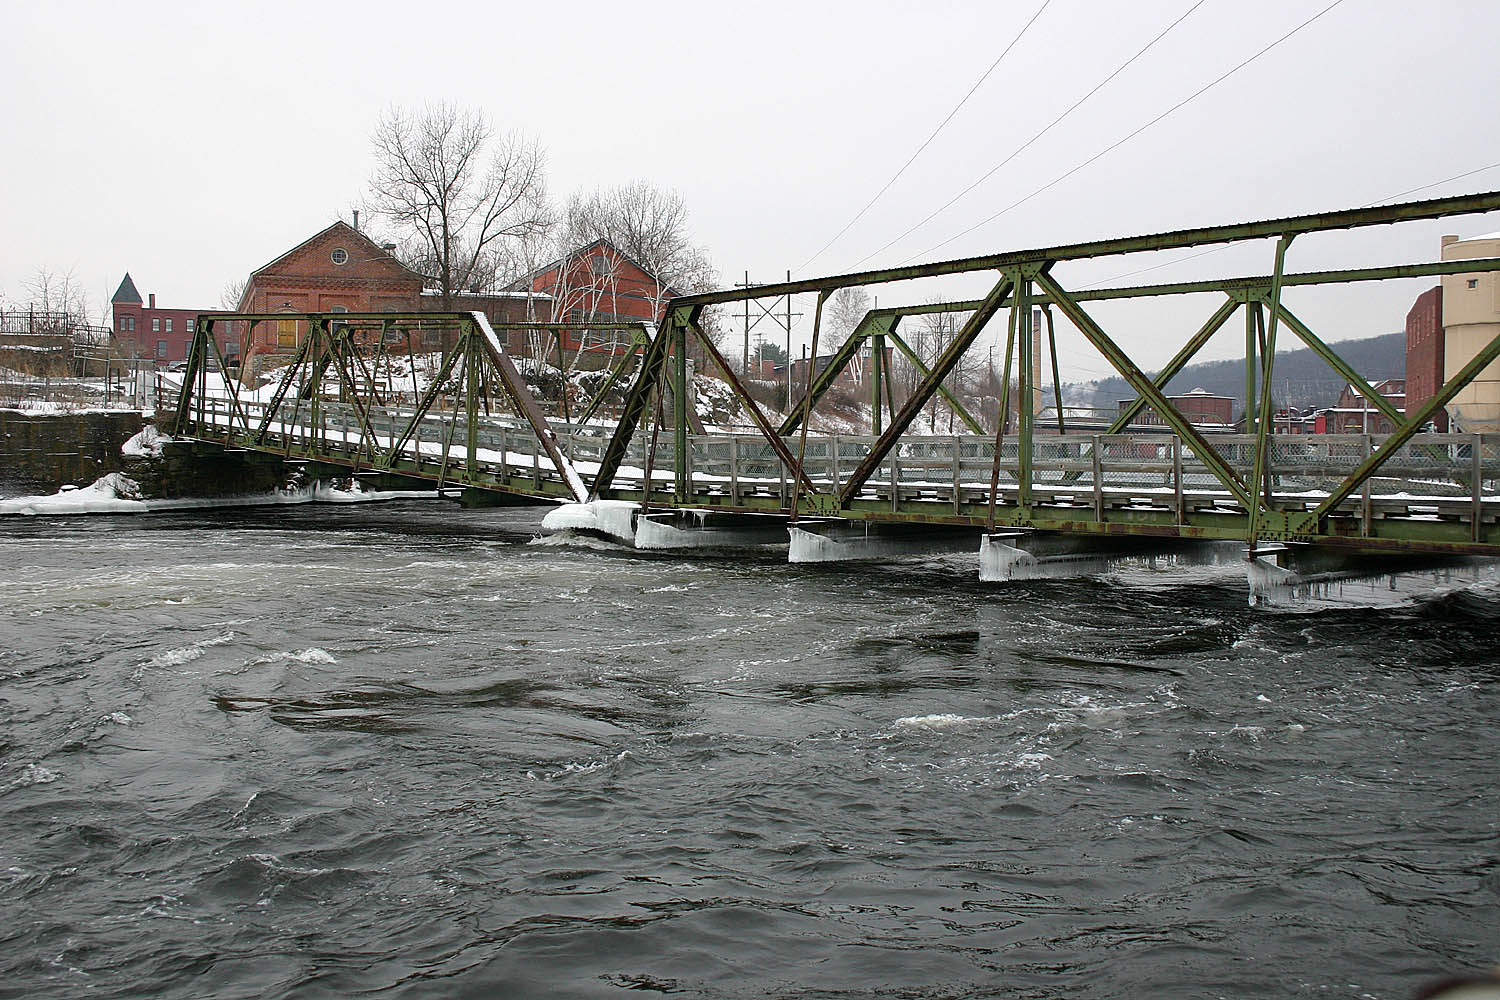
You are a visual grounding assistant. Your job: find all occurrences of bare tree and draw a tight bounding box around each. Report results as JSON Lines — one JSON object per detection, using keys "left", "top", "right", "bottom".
{"left": 895, "top": 306, "right": 992, "bottom": 432}
{"left": 368, "top": 103, "right": 549, "bottom": 309}
{"left": 220, "top": 278, "right": 248, "bottom": 311}
{"left": 825, "top": 287, "right": 871, "bottom": 342}
{"left": 23, "top": 266, "right": 90, "bottom": 333}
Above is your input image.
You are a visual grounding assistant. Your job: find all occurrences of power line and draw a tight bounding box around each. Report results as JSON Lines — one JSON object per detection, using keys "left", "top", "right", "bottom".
{"left": 1362, "top": 161, "right": 1500, "bottom": 207}
{"left": 1078, "top": 159, "right": 1500, "bottom": 290}
{"left": 898, "top": 0, "right": 1345, "bottom": 266}
{"left": 796, "top": 0, "right": 1051, "bottom": 273}
{"left": 847, "top": 0, "right": 1210, "bottom": 271}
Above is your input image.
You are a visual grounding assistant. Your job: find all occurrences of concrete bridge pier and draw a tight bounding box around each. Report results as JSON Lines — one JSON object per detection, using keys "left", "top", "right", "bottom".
{"left": 980, "top": 531, "right": 1243, "bottom": 582}
{"left": 788, "top": 519, "right": 980, "bottom": 563}
{"left": 636, "top": 510, "right": 790, "bottom": 550}
{"left": 1247, "top": 543, "right": 1489, "bottom": 606}
{"left": 540, "top": 499, "right": 643, "bottom": 545}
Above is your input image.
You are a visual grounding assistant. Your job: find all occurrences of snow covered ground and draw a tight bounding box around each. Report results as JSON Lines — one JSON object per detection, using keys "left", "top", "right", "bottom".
{"left": 0, "top": 472, "right": 439, "bottom": 517}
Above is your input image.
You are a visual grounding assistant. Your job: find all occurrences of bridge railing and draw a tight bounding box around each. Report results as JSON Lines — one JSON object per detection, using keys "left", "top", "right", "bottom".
{"left": 178, "top": 378, "right": 1499, "bottom": 519}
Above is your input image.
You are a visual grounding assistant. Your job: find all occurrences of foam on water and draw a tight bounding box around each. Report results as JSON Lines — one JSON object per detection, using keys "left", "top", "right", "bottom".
{"left": 893, "top": 713, "right": 976, "bottom": 730}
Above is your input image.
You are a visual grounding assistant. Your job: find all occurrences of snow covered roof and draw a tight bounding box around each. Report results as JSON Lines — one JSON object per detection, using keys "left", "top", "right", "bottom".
{"left": 419, "top": 288, "right": 554, "bottom": 301}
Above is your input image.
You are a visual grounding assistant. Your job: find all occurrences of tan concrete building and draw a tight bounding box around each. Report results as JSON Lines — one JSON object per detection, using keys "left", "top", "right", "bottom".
{"left": 1441, "top": 231, "right": 1500, "bottom": 432}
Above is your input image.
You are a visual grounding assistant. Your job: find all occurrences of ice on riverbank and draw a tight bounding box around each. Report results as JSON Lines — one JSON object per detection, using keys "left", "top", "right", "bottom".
{"left": 0, "top": 473, "right": 439, "bottom": 516}
{"left": 0, "top": 473, "right": 149, "bottom": 515}
{"left": 121, "top": 424, "right": 170, "bottom": 458}
{"left": 540, "top": 499, "right": 639, "bottom": 544}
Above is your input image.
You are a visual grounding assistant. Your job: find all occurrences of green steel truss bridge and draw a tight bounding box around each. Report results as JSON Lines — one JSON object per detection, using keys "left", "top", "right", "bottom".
{"left": 171, "top": 191, "right": 1500, "bottom": 574}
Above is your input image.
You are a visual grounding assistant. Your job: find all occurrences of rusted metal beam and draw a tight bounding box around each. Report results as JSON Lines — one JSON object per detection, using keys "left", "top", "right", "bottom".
{"left": 838, "top": 272, "right": 1014, "bottom": 506}
{"left": 469, "top": 313, "right": 588, "bottom": 502}
{"left": 591, "top": 306, "right": 687, "bottom": 497}
{"left": 1036, "top": 271, "right": 1253, "bottom": 509}
{"left": 1312, "top": 327, "right": 1500, "bottom": 520}
{"left": 776, "top": 311, "right": 890, "bottom": 437}
{"left": 671, "top": 191, "right": 1500, "bottom": 306}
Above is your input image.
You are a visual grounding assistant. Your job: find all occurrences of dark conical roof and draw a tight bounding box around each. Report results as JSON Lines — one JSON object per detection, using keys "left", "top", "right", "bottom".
{"left": 111, "top": 273, "right": 143, "bottom": 304}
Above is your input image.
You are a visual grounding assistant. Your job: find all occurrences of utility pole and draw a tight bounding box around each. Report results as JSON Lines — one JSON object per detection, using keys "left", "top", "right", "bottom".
{"left": 732, "top": 269, "right": 802, "bottom": 409}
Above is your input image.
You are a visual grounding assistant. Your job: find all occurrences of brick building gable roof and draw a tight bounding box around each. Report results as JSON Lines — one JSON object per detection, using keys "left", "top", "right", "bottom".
{"left": 248, "top": 221, "right": 423, "bottom": 282}
{"left": 504, "top": 239, "right": 680, "bottom": 299}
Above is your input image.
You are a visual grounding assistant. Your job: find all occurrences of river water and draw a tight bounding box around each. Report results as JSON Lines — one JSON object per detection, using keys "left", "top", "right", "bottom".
{"left": 1, "top": 500, "right": 1496, "bottom": 999}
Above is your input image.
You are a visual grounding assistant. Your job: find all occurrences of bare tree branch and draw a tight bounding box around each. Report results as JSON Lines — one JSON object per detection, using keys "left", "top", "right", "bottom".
{"left": 367, "top": 102, "right": 550, "bottom": 308}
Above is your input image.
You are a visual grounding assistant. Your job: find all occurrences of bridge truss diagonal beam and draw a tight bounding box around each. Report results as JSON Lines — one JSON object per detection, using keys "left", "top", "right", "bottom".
{"left": 686, "top": 310, "right": 822, "bottom": 500}
{"left": 674, "top": 191, "right": 1500, "bottom": 306}
{"left": 1312, "top": 326, "right": 1500, "bottom": 522}
{"left": 836, "top": 273, "right": 1016, "bottom": 506}
{"left": 1036, "top": 270, "right": 1254, "bottom": 508}
{"left": 776, "top": 311, "right": 890, "bottom": 438}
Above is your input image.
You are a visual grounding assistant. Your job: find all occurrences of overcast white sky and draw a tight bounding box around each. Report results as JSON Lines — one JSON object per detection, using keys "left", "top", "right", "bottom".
{"left": 3, "top": 0, "right": 1497, "bottom": 376}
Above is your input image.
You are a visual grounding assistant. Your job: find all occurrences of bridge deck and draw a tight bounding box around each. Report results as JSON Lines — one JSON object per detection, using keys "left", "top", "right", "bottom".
{"left": 179, "top": 394, "right": 1500, "bottom": 556}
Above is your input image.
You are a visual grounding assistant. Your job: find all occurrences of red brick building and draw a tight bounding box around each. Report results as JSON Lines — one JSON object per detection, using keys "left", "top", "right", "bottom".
{"left": 233, "top": 222, "right": 425, "bottom": 362}
{"left": 1119, "top": 387, "right": 1236, "bottom": 431}
{"left": 110, "top": 273, "right": 208, "bottom": 363}
{"left": 505, "top": 240, "right": 676, "bottom": 365}
{"left": 227, "top": 226, "right": 667, "bottom": 367}
{"left": 1326, "top": 378, "right": 1405, "bottom": 434}
{"left": 784, "top": 344, "right": 896, "bottom": 392}
{"left": 1405, "top": 285, "right": 1446, "bottom": 431}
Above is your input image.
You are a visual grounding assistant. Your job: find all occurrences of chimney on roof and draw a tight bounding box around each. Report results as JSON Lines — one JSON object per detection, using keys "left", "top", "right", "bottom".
{"left": 149, "top": 293, "right": 156, "bottom": 309}
{"left": 353, "top": 210, "right": 360, "bottom": 232}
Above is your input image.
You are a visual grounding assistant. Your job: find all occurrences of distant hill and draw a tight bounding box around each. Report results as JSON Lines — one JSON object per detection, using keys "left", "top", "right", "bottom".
{"left": 1068, "top": 331, "right": 1405, "bottom": 415}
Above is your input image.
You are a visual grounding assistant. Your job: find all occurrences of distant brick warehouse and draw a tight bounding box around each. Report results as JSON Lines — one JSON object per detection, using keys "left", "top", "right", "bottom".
{"left": 503, "top": 239, "right": 678, "bottom": 367}
{"left": 229, "top": 223, "right": 666, "bottom": 367}
{"left": 110, "top": 273, "right": 209, "bottom": 364}
{"left": 1405, "top": 285, "right": 1446, "bottom": 431}
{"left": 233, "top": 222, "right": 427, "bottom": 365}
{"left": 1119, "top": 387, "right": 1236, "bottom": 431}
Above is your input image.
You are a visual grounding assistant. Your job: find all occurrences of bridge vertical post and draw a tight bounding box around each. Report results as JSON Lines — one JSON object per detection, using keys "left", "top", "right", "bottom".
{"left": 1244, "top": 299, "right": 1259, "bottom": 437}
{"left": 1173, "top": 435, "right": 1185, "bottom": 524}
{"left": 465, "top": 319, "right": 480, "bottom": 479}
{"left": 1473, "top": 435, "right": 1484, "bottom": 543}
{"left": 309, "top": 325, "right": 325, "bottom": 454}
{"left": 1092, "top": 435, "right": 1104, "bottom": 523}
{"left": 1017, "top": 275, "right": 1034, "bottom": 513}
{"left": 1361, "top": 434, "right": 1373, "bottom": 535}
{"left": 986, "top": 281, "right": 1020, "bottom": 530}
{"left": 871, "top": 332, "right": 885, "bottom": 436}
{"left": 1044, "top": 305, "right": 1065, "bottom": 435}
{"left": 1246, "top": 234, "right": 1295, "bottom": 549}
{"left": 791, "top": 290, "right": 832, "bottom": 521}
{"left": 673, "top": 315, "right": 689, "bottom": 503}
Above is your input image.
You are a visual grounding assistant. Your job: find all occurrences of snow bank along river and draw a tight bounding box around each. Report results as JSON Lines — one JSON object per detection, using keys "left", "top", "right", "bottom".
{"left": 0, "top": 500, "right": 1496, "bottom": 998}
